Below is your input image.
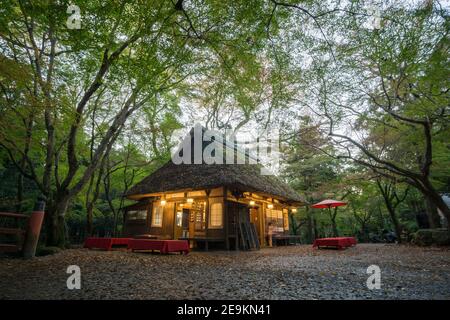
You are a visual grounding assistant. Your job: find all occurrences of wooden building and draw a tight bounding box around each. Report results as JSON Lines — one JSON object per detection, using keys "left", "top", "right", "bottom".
{"left": 123, "top": 126, "right": 304, "bottom": 250}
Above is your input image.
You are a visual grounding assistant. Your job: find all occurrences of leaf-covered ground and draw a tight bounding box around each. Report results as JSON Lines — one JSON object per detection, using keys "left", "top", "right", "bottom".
{"left": 1, "top": 244, "right": 449, "bottom": 300}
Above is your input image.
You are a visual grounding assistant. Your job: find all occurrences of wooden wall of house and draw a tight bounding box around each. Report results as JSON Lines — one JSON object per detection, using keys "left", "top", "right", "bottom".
{"left": 205, "top": 196, "right": 224, "bottom": 239}
{"left": 123, "top": 200, "right": 176, "bottom": 239}
{"left": 147, "top": 201, "right": 175, "bottom": 239}
{"left": 122, "top": 187, "right": 293, "bottom": 244}
{"left": 122, "top": 202, "right": 150, "bottom": 237}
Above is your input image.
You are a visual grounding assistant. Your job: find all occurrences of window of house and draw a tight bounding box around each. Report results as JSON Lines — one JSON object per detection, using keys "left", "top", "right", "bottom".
{"left": 137, "top": 210, "right": 147, "bottom": 220}
{"left": 176, "top": 211, "right": 183, "bottom": 227}
{"left": 266, "top": 208, "right": 284, "bottom": 232}
{"left": 127, "top": 211, "right": 137, "bottom": 220}
{"left": 193, "top": 202, "right": 206, "bottom": 230}
{"left": 276, "top": 210, "right": 284, "bottom": 232}
{"left": 127, "top": 210, "right": 147, "bottom": 221}
{"left": 209, "top": 203, "right": 223, "bottom": 228}
{"left": 152, "top": 205, "right": 163, "bottom": 227}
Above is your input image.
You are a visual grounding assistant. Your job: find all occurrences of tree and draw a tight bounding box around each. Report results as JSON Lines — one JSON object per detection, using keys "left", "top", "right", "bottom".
{"left": 276, "top": 1, "right": 449, "bottom": 234}
{"left": 282, "top": 115, "right": 342, "bottom": 241}
{"left": 0, "top": 1, "right": 276, "bottom": 246}
{"left": 375, "top": 179, "right": 409, "bottom": 243}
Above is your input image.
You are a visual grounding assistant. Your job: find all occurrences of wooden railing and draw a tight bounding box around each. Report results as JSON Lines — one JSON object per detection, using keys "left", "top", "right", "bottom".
{"left": 0, "top": 212, "right": 29, "bottom": 253}
{"left": 0, "top": 200, "right": 46, "bottom": 257}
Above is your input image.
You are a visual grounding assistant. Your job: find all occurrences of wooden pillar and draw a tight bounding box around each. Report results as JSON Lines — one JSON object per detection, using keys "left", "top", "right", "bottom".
{"left": 261, "top": 203, "right": 266, "bottom": 247}
{"left": 146, "top": 202, "right": 153, "bottom": 233}
{"left": 205, "top": 189, "right": 211, "bottom": 239}
{"left": 259, "top": 204, "right": 265, "bottom": 247}
{"left": 172, "top": 201, "right": 177, "bottom": 239}
{"left": 224, "top": 187, "right": 230, "bottom": 250}
{"left": 23, "top": 199, "right": 45, "bottom": 259}
{"left": 235, "top": 203, "right": 239, "bottom": 251}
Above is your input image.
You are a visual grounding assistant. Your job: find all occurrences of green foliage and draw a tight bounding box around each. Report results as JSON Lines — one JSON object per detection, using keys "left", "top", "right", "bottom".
{"left": 0, "top": 0, "right": 447, "bottom": 245}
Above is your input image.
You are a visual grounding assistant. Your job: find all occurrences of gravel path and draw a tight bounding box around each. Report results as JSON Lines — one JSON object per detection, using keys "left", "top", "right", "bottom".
{"left": 1, "top": 244, "right": 449, "bottom": 299}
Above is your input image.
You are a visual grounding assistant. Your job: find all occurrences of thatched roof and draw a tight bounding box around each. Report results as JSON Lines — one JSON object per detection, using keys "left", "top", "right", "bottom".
{"left": 126, "top": 125, "right": 304, "bottom": 203}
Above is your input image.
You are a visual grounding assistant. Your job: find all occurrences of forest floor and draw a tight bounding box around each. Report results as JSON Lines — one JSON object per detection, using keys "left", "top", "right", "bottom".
{"left": 0, "top": 244, "right": 449, "bottom": 299}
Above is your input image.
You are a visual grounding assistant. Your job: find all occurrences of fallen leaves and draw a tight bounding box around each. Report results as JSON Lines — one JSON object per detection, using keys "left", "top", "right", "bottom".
{"left": 0, "top": 244, "right": 449, "bottom": 299}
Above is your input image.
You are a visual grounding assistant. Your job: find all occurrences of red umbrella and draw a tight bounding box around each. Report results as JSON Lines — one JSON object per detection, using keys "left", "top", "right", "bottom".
{"left": 311, "top": 199, "right": 347, "bottom": 209}
{"left": 312, "top": 199, "right": 347, "bottom": 238}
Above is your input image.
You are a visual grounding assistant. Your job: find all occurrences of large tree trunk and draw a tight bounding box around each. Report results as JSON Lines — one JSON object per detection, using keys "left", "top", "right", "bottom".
{"left": 313, "top": 216, "right": 319, "bottom": 240}
{"left": 326, "top": 207, "right": 339, "bottom": 237}
{"left": 419, "top": 178, "right": 449, "bottom": 234}
{"left": 385, "top": 202, "right": 403, "bottom": 243}
{"left": 331, "top": 219, "right": 338, "bottom": 237}
{"left": 330, "top": 207, "right": 339, "bottom": 237}
{"left": 377, "top": 182, "right": 403, "bottom": 243}
{"left": 425, "top": 196, "right": 441, "bottom": 228}
{"left": 45, "top": 193, "right": 71, "bottom": 247}
{"left": 361, "top": 223, "right": 369, "bottom": 242}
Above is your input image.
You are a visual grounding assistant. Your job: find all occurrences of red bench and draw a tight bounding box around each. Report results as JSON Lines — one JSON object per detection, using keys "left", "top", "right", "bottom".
{"left": 128, "top": 239, "right": 189, "bottom": 255}
{"left": 346, "top": 237, "right": 357, "bottom": 246}
{"left": 84, "top": 237, "right": 131, "bottom": 251}
{"left": 312, "top": 237, "right": 357, "bottom": 250}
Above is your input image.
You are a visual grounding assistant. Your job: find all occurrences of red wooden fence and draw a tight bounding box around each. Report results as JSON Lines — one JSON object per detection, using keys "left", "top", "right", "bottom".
{"left": 0, "top": 200, "right": 45, "bottom": 258}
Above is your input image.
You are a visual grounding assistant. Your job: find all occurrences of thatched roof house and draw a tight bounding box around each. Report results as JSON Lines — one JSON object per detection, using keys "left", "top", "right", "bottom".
{"left": 126, "top": 162, "right": 303, "bottom": 203}
{"left": 123, "top": 125, "right": 304, "bottom": 250}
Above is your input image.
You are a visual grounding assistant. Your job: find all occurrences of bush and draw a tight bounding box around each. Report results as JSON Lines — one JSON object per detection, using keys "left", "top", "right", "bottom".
{"left": 413, "top": 229, "right": 450, "bottom": 246}
{"left": 432, "top": 229, "right": 450, "bottom": 246}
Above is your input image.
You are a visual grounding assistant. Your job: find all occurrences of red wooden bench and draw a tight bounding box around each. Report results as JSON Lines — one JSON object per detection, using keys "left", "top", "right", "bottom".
{"left": 312, "top": 237, "right": 357, "bottom": 250}
{"left": 128, "top": 239, "right": 189, "bottom": 255}
{"left": 84, "top": 237, "right": 131, "bottom": 251}
{"left": 346, "top": 237, "right": 357, "bottom": 246}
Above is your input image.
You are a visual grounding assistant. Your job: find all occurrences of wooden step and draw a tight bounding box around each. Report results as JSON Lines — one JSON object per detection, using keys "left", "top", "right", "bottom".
{"left": 0, "top": 227, "right": 25, "bottom": 235}
{"left": 0, "top": 244, "right": 20, "bottom": 253}
{"left": 0, "top": 212, "right": 28, "bottom": 219}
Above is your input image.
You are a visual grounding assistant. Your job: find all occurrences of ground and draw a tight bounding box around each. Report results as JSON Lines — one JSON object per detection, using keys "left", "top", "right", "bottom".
{"left": 1, "top": 244, "right": 449, "bottom": 300}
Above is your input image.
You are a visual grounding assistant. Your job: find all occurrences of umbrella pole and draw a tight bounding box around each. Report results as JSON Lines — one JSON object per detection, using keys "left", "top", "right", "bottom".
{"left": 328, "top": 206, "right": 333, "bottom": 237}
